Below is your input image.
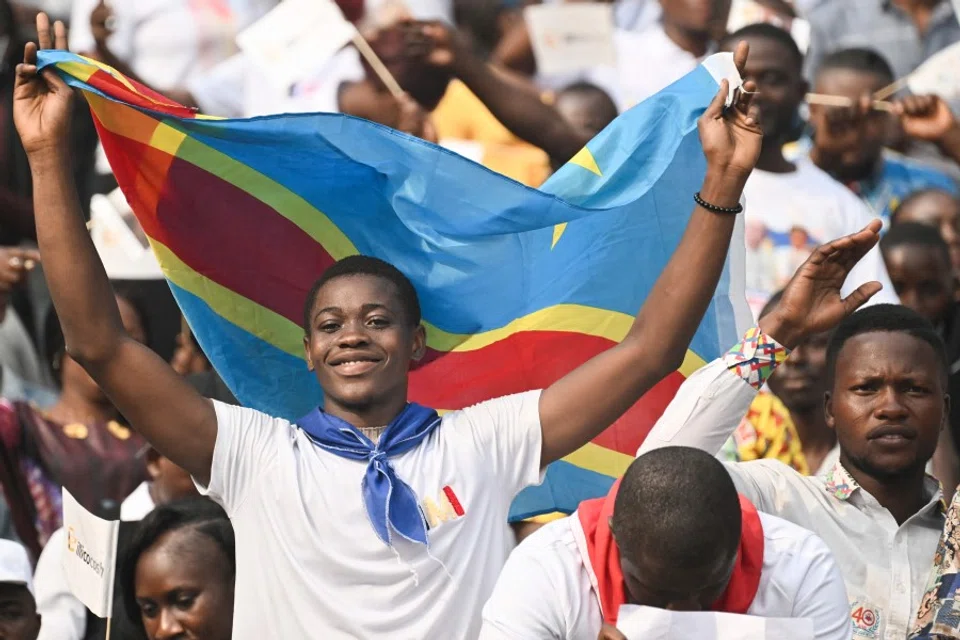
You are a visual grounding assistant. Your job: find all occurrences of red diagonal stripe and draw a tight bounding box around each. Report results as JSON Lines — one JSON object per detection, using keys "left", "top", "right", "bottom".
{"left": 100, "top": 132, "right": 336, "bottom": 325}
{"left": 411, "top": 330, "right": 685, "bottom": 455}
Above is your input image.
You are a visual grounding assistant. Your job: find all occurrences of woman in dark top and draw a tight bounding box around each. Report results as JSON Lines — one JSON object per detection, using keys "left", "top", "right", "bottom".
{"left": 0, "top": 286, "right": 149, "bottom": 557}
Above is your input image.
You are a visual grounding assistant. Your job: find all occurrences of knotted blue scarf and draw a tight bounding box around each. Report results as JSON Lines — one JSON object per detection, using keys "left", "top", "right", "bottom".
{"left": 298, "top": 403, "right": 442, "bottom": 546}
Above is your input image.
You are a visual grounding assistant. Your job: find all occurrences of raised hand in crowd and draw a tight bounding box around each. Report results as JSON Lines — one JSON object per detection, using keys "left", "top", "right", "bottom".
{"left": 14, "top": 13, "right": 218, "bottom": 485}
{"left": 697, "top": 44, "right": 763, "bottom": 186}
{"left": 89, "top": 0, "right": 114, "bottom": 56}
{"left": 759, "top": 220, "right": 884, "bottom": 348}
{"left": 892, "top": 94, "right": 960, "bottom": 165}
{"left": 407, "top": 18, "right": 594, "bottom": 165}
{"left": 0, "top": 247, "right": 38, "bottom": 322}
{"left": 13, "top": 15, "right": 73, "bottom": 160}
{"left": 536, "top": 42, "right": 761, "bottom": 465}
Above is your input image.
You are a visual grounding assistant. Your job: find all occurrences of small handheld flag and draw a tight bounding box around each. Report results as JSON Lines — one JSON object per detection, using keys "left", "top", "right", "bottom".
{"left": 61, "top": 489, "right": 119, "bottom": 619}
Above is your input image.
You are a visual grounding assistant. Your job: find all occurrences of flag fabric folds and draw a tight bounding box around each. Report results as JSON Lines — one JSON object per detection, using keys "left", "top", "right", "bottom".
{"left": 37, "top": 50, "right": 749, "bottom": 520}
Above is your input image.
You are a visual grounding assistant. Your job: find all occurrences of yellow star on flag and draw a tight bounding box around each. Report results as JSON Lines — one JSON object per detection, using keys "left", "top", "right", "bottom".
{"left": 552, "top": 147, "right": 603, "bottom": 248}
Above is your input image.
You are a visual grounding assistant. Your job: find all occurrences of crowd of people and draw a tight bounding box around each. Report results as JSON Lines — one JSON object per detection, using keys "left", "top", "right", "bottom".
{"left": 0, "top": 0, "right": 953, "bottom": 638}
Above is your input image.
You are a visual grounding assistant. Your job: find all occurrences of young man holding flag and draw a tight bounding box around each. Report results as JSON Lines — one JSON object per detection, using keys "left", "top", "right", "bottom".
{"left": 16, "top": 12, "right": 781, "bottom": 639}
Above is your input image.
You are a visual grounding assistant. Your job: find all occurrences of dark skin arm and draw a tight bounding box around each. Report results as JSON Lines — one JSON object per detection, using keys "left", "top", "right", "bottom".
{"left": 758, "top": 221, "right": 884, "bottom": 348}
{"left": 14, "top": 14, "right": 217, "bottom": 484}
{"left": 534, "top": 44, "right": 766, "bottom": 466}
{"left": 409, "top": 21, "right": 593, "bottom": 164}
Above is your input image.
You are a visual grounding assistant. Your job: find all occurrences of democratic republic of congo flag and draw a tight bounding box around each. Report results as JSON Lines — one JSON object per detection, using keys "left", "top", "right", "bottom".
{"left": 37, "top": 50, "right": 750, "bottom": 521}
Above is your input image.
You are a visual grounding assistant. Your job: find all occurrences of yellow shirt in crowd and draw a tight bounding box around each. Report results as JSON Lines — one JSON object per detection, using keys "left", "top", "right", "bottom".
{"left": 432, "top": 81, "right": 552, "bottom": 188}
{"left": 730, "top": 392, "right": 810, "bottom": 475}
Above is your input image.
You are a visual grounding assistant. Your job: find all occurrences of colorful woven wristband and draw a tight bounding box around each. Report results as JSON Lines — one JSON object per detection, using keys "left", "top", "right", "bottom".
{"left": 722, "top": 327, "right": 790, "bottom": 390}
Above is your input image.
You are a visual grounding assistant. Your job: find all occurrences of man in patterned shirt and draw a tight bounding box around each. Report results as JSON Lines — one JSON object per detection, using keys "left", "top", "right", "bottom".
{"left": 641, "top": 279, "right": 950, "bottom": 636}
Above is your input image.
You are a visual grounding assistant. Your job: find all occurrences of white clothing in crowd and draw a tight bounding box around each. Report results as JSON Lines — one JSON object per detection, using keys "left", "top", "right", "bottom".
{"left": 479, "top": 512, "right": 852, "bottom": 640}
{"left": 587, "top": 23, "right": 702, "bottom": 111}
{"left": 189, "top": 0, "right": 454, "bottom": 118}
{"left": 196, "top": 392, "right": 544, "bottom": 639}
{"left": 741, "top": 157, "right": 898, "bottom": 317}
{"left": 539, "top": 22, "right": 701, "bottom": 112}
{"left": 541, "top": 0, "right": 658, "bottom": 33}
{"left": 638, "top": 350, "right": 944, "bottom": 640}
{"left": 68, "top": 0, "right": 278, "bottom": 92}
{"left": 0, "top": 538, "right": 34, "bottom": 595}
{"left": 35, "top": 483, "right": 155, "bottom": 640}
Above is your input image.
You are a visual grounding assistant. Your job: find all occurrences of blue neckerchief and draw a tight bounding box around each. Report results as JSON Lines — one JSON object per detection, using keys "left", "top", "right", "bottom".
{"left": 297, "top": 403, "right": 441, "bottom": 547}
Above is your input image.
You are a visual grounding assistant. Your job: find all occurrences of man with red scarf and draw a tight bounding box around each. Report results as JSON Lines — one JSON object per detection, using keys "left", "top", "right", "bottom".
{"left": 480, "top": 227, "right": 885, "bottom": 640}
{"left": 480, "top": 446, "right": 851, "bottom": 640}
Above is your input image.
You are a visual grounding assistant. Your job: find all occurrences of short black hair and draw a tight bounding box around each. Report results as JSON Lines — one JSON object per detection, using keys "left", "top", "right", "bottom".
{"left": 892, "top": 188, "right": 960, "bottom": 225}
{"left": 720, "top": 23, "right": 803, "bottom": 71}
{"left": 557, "top": 81, "right": 619, "bottom": 127}
{"left": 825, "top": 304, "right": 948, "bottom": 386}
{"left": 612, "top": 447, "right": 741, "bottom": 569}
{"left": 120, "top": 497, "right": 235, "bottom": 632}
{"left": 881, "top": 221, "right": 951, "bottom": 265}
{"left": 302, "top": 255, "right": 422, "bottom": 333}
{"left": 816, "top": 48, "right": 895, "bottom": 85}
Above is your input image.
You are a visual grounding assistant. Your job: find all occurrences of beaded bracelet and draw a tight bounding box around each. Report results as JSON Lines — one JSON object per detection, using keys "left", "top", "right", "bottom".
{"left": 694, "top": 192, "right": 743, "bottom": 214}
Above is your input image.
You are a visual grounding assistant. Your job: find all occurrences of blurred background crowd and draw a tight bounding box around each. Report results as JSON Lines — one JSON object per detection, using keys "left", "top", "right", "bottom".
{"left": 0, "top": 0, "right": 955, "bottom": 638}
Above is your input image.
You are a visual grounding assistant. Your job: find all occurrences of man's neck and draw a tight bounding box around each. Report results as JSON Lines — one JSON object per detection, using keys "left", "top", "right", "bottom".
{"left": 324, "top": 396, "right": 409, "bottom": 431}
{"left": 756, "top": 141, "right": 796, "bottom": 174}
{"left": 843, "top": 458, "right": 931, "bottom": 525}
{"left": 661, "top": 22, "right": 711, "bottom": 58}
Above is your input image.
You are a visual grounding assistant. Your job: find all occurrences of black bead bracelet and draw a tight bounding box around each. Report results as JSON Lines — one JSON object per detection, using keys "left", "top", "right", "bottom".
{"left": 694, "top": 192, "right": 743, "bottom": 214}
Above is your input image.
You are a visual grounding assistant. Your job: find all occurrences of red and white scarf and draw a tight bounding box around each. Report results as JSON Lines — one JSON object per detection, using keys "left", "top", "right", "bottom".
{"left": 571, "top": 479, "right": 766, "bottom": 624}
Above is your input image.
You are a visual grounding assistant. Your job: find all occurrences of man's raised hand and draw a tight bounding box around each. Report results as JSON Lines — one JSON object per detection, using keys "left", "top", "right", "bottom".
{"left": 13, "top": 13, "right": 73, "bottom": 159}
{"left": 760, "top": 220, "right": 884, "bottom": 348}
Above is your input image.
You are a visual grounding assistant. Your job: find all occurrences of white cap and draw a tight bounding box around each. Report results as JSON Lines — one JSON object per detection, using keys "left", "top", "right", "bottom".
{"left": 0, "top": 540, "right": 34, "bottom": 596}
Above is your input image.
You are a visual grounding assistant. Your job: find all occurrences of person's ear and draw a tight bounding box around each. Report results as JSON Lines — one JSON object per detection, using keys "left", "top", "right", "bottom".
{"left": 303, "top": 335, "right": 314, "bottom": 372}
{"left": 411, "top": 324, "right": 426, "bottom": 362}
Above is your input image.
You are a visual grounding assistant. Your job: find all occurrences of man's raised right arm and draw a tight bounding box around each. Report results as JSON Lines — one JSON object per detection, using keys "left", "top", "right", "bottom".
{"left": 15, "top": 15, "right": 217, "bottom": 485}
{"left": 638, "top": 222, "right": 884, "bottom": 457}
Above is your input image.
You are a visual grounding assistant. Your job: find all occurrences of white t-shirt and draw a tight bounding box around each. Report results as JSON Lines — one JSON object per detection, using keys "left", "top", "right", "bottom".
{"left": 198, "top": 392, "right": 544, "bottom": 639}
{"left": 575, "top": 24, "right": 700, "bottom": 112}
{"left": 69, "top": 0, "right": 277, "bottom": 92}
{"left": 479, "top": 512, "right": 852, "bottom": 640}
{"left": 187, "top": 0, "right": 454, "bottom": 118}
{"left": 742, "top": 158, "right": 898, "bottom": 317}
{"left": 35, "top": 483, "right": 156, "bottom": 640}
{"left": 540, "top": 0, "right": 659, "bottom": 32}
